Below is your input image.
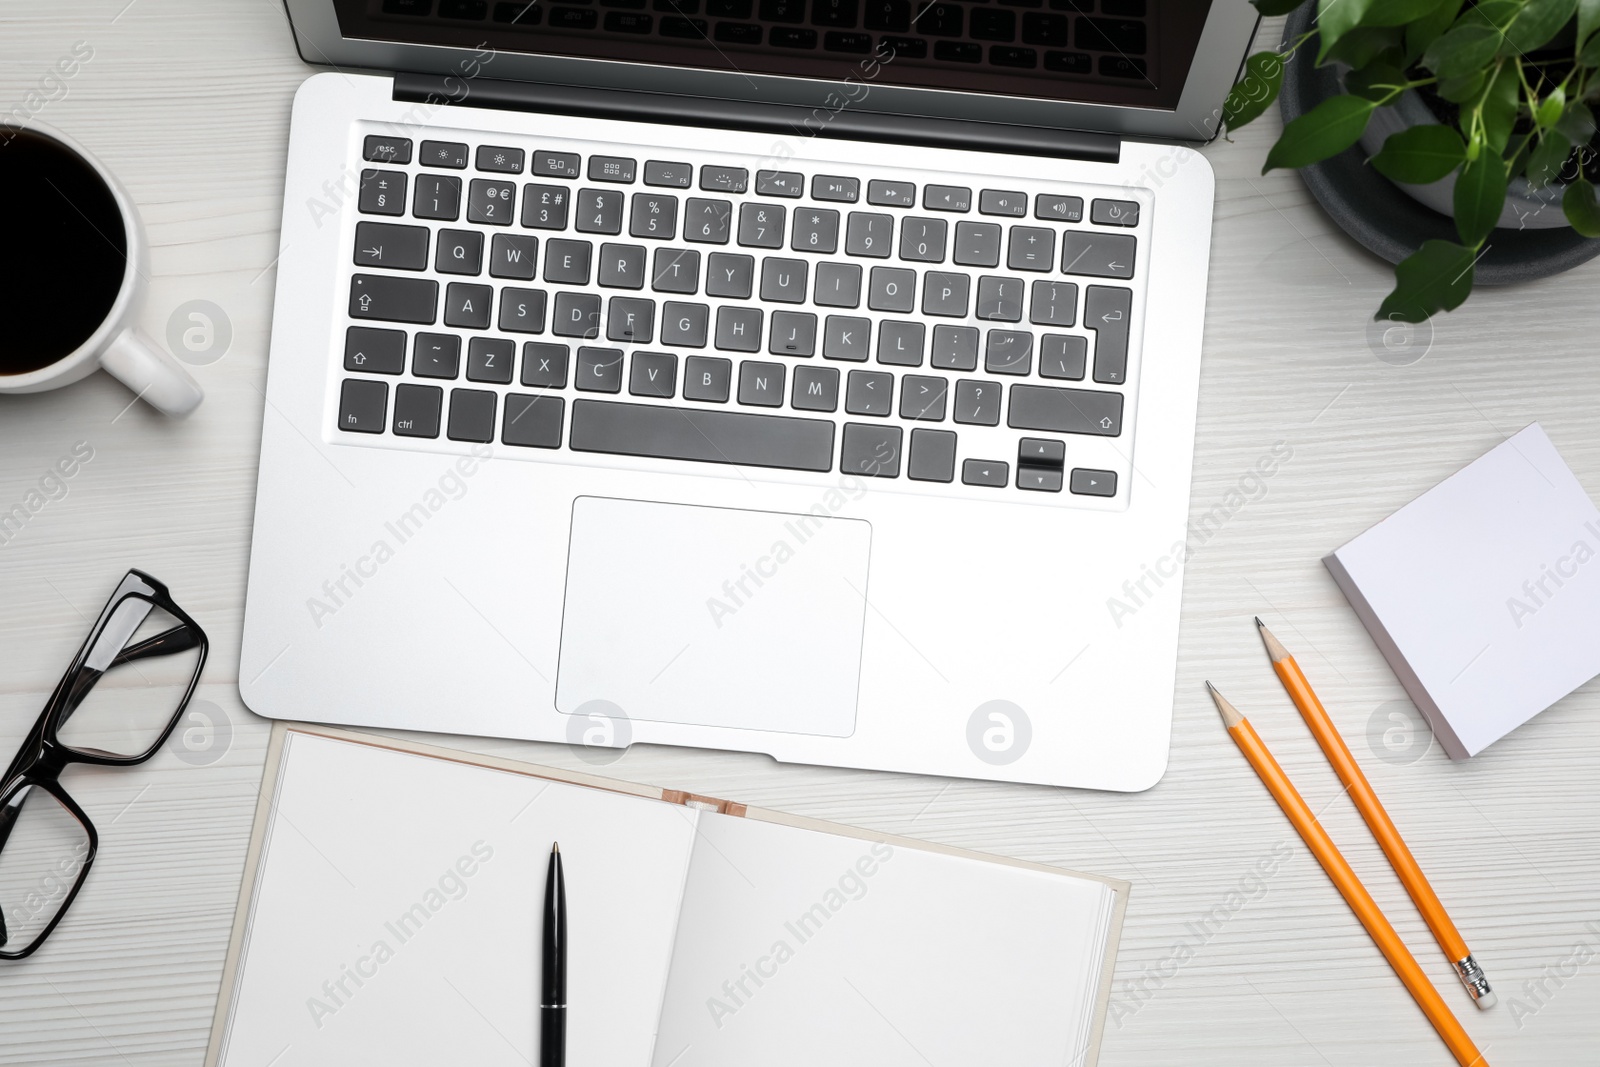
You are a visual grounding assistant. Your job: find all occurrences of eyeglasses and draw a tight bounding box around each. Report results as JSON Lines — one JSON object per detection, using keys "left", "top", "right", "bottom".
{"left": 0, "top": 570, "right": 207, "bottom": 959}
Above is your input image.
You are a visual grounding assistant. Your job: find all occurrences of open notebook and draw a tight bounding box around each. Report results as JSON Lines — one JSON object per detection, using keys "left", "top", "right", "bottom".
{"left": 205, "top": 725, "right": 1128, "bottom": 1066}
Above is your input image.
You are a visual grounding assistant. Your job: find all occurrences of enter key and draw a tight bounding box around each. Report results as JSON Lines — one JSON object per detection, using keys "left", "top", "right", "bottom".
{"left": 1084, "top": 285, "right": 1132, "bottom": 385}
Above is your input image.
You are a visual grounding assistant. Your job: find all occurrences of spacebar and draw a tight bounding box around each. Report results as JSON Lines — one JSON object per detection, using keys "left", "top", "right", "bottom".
{"left": 569, "top": 401, "right": 836, "bottom": 472}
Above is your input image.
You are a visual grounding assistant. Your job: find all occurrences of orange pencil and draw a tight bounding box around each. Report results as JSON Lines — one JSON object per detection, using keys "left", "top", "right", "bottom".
{"left": 1256, "top": 619, "right": 1494, "bottom": 1010}
{"left": 1207, "top": 684, "right": 1488, "bottom": 1067}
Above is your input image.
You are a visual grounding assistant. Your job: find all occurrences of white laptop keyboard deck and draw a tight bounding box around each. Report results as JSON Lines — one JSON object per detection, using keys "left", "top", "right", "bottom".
{"left": 333, "top": 121, "right": 1146, "bottom": 505}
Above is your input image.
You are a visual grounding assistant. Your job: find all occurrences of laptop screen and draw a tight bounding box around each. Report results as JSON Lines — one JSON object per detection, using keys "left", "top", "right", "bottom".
{"left": 331, "top": 0, "right": 1213, "bottom": 111}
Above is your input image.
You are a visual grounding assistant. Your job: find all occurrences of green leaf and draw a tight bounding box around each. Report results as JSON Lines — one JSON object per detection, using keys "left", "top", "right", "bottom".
{"left": 1405, "top": 0, "right": 1466, "bottom": 61}
{"left": 1438, "top": 69, "right": 1488, "bottom": 102}
{"left": 1324, "top": 25, "right": 1404, "bottom": 67}
{"left": 1361, "top": 0, "right": 1452, "bottom": 25}
{"left": 1422, "top": 22, "right": 1502, "bottom": 78}
{"left": 1371, "top": 124, "right": 1468, "bottom": 182}
{"left": 1479, "top": 63, "right": 1522, "bottom": 156}
{"left": 1252, "top": 0, "right": 1306, "bottom": 14}
{"left": 1457, "top": 0, "right": 1521, "bottom": 28}
{"left": 1344, "top": 59, "right": 1408, "bottom": 101}
{"left": 1318, "top": 0, "right": 1374, "bottom": 61}
{"left": 1224, "top": 51, "right": 1287, "bottom": 131}
{"left": 1536, "top": 85, "right": 1567, "bottom": 128}
{"left": 1501, "top": 0, "right": 1579, "bottom": 53}
{"left": 1263, "top": 94, "right": 1379, "bottom": 172}
{"left": 1579, "top": 26, "right": 1600, "bottom": 64}
{"left": 1556, "top": 100, "right": 1596, "bottom": 145}
{"left": 1376, "top": 240, "right": 1478, "bottom": 322}
{"left": 1454, "top": 152, "right": 1509, "bottom": 244}
{"left": 1563, "top": 178, "right": 1600, "bottom": 236}
{"left": 1581, "top": 0, "right": 1600, "bottom": 44}
{"left": 1525, "top": 129, "right": 1573, "bottom": 186}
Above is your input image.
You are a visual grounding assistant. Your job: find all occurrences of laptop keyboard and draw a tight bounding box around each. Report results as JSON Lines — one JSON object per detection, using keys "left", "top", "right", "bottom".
{"left": 335, "top": 123, "right": 1145, "bottom": 502}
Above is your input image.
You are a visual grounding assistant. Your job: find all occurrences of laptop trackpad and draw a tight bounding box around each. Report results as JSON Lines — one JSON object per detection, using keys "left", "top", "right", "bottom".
{"left": 556, "top": 496, "right": 870, "bottom": 737}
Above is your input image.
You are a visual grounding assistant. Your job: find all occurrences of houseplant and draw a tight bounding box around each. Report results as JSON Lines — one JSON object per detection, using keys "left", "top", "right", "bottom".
{"left": 1225, "top": 0, "right": 1600, "bottom": 322}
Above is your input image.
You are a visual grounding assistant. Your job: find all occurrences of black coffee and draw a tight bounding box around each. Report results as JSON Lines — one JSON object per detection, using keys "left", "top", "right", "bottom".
{"left": 0, "top": 129, "right": 128, "bottom": 375}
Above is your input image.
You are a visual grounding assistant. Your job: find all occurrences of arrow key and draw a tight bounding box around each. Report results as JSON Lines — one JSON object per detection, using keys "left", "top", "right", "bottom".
{"left": 1017, "top": 467, "right": 1063, "bottom": 492}
{"left": 961, "top": 459, "right": 1009, "bottom": 487}
{"left": 1060, "top": 232, "right": 1135, "bottom": 279}
{"left": 1069, "top": 468, "right": 1117, "bottom": 497}
{"left": 1018, "top": 436, "right": 1064, "bottom": 467}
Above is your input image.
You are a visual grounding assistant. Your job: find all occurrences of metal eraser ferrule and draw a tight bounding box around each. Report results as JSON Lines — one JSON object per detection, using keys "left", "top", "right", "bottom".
{"left": 1453, "top": 954, "right": 1493, "bottom": 1004}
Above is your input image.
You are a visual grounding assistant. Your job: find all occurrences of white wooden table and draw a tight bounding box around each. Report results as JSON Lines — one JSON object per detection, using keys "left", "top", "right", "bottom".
{"left": 2, "top": 4, "right": 1597, "bottom": 1064}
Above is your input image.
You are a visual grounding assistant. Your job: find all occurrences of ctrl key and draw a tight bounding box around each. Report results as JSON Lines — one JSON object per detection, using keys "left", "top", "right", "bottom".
{"left": 338, "top": 379, "right": 388, "bottom": 433}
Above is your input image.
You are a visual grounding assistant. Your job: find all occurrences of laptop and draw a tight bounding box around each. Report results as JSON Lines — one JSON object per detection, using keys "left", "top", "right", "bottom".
{"left": 241, "top": 0, "right": 1257, "bottom": 791}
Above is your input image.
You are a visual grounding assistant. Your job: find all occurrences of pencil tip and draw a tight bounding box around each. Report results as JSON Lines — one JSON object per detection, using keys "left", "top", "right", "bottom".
{"left": 1204, "top": 680, "right": 1217, "bottom": 695}
{"left": 551, "top": 842, "right": 560, "bottom": 854}
{"left": 1206, "top": 683, "right": 1246, "bottom": 728}
{"left": 1254, "top": 616, "right": 1264, "bottom": 629}
{"left": 1255, "top": 619, "right": 1291, "bottom": 662}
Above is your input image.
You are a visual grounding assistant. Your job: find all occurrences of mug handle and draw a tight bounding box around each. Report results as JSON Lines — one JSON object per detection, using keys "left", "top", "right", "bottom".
{"left": 100, "top": 328, "right": 204, "bottom": 417}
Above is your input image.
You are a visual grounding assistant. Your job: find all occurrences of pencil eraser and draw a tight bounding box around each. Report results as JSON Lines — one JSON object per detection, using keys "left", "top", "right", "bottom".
{"left": 1475, "top": 991, "right": 1497, "bottom": 1010}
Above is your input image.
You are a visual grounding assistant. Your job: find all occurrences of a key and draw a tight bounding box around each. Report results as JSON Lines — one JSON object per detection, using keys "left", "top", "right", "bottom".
{"left": 606, "top": 296, "right": 656, "bottom": 343}
{"left": 497, "top": 288, "right": 547, "bottom": 333}
{"left": 699, "top": 166, "right": 749, "bottom": 193}
{"left": 868, "top": 267, "right": 916, "bottom": 312}
{"left": 1008, "top": 384, "right": 1122, "bottom": 435}
{"left": 629, "top": 192, "right": 679, "bottom": 239}
{"left": 840, "top": 423, "right": 901, "bottom": 477}
{"left": 898, "top": 217, "right": 947, "bottom": 262}
{"left": 598, "top": 243, "right": 647, "bottom": 289}
{"left": 645, "top": 161, "right": 693, "bottom": 188}
{"left": 651, "top": 248, "right": 700, "bottom": 293}
{"left": 899, "top": 374, "right": 948, "bottom": 420}
{"left": 1007, "top": 226, "right": 1056, "bottom": 271}
{"left": 358, "top": 169, "right": 407, "bottom": 216}
{"left": 867, "top": 180, "right": 916, "bottom": 207}
{"left": 824, "top": 316, "right": 871, "bottom": 361}
{"left": 923, "top": 185, "right": 973, "bottom": 212}
{"left": 1085, "top": 285, "right": 1132, "bottom": 384}
{"left": 575, "top": 188, "right": 625, "bottom": 234}
{"left": 1039, "top": 334, "right": 1087, "bottom": 379}
{"left": 685, "top": 198, "right": 734, "bottom": 243}
{"left": 1029, "top": 280, "right": 1078, "bottom": 326}
{"left": 661, "top": 301, "right": 710, "bottom": 347}
{"left": 907, "top": 427, "right": 957, "bottom": 482}
{"left": 363, "top": 136, "right": 412, "bottom": 164}
{"left": 979, "top": 189, "right": 1027, "bottom": 216}
{"left": 953, "top": 378, "right": 1000, "bottom": 425}
{"left": 1061, "top": 232, "right": 1136, "bottom": 279}
{"left": 683, "top": 356, "right": 732, "bottom": 402}
{"left": 521, "top": 342, "right": 570, "bottom": 388}
{"left": 738, "top": 360, "right": 786, "bottom": 406}
{"left": 434, "top": 229, "right": 484, "bottom": 275}
{"left": 392, "top": 383, "right": 442, "bottom": 437}
{"left": 845, "top": 212, "right": 894, "bottom": 258}
{"left": 845, "top": 369, "right": 893, "bottom": 415}
{"left": 522, "top": 184, "right": 570, "bottom": 229}
{"left": 575, "top": 346, "right": 625, "bottom": 392}
{"left": 570, "top": 400, "right": 835, "bottom": 471}
{"left": 446, "top": 389, "right": 497, "bottom": 443}
{"left": 629, "top": 351, "right": 678, "bottom": 397}
{"left": 588, "top": 155, "right": 637, "bottom": 182}
{"left": 502, "top": 394, "right": 565, "bottom": 448}
{"left": 738, "top": 203, "right": 787, "bottom": 248}
{"left": 931, "top": 324, "right": 979, "bottom": 370}
{"left": 338, "top": 379, "right": 387, "bottom": 433}
{"left": 354, "top": 220, "right": 428, "bottom": 269}
{"left": 952, "top": 221, "right": 1002, "bottom": 267}
{"left": 1035, "top": 194, "right": 1084, "bottom": 222}
{"left": 553, "top": 292, "right": 602, "bottom": 338}
{"left": 413, "top": 174, "right": 461, "bottom": 221}
{"left": 476, "top": 145, "right": 525, "bottom": 173}
{"left": 791, "top": 208, "right": 841, "bottom": 253}
{"left": 349, "top": 274, "right": 438, "bottom": 324}
{"left": 413, "top": 333, "right": 461, "bottom": 379}
{"left": 921, "top": 272, "right": 970, "bottom": 316}
{"left": 759, "top": 257, "right": 808, "bottom": 303}
{"left": 769, "top": 311, "right": 817, "bottom": 356}
{"left": 1091, "top": 198, "right": 1139, "bottom": 226}
{"left": 706, "top": 252, "right": 754, "bottom": 298}
{"left": 985, "top": 329, "right": 1032, "bottom": 374}
{"left": 533, "top": 151, "right": 582, "bottom": 178}
{"left": 444, "top": 282, "right": 492, "bottom": 329}
{"left": 544, "top": 239, "right": 593, "bottom": 285}
{"left": 792, "top": 365, "right": 840, "bottom": 411}
{"left": 962, "top": 459, "right": 1008, "bottom": 487}
{"left": 468, "top": 179, "right": 516, "bottom": 225}
{"left": 975, "top": 275, "right": 1023, "bottom": 321}
{"left": 877, "top": 321, "right": 925, "bottom": 366}
{"left": 715, "top": 306, "right": 763, "bottom": 351}
{"left": 345, "top": 326, "right": 406, "bottom": 374}
{"left": 421, "top": 140, "right": 468, "bottom": 168}
{"left": 814, "top": 261, "right": 863, "bottom": 307}
{"left": 812, "top": 175, "right": 859, "bottom": 202}
{"left": 467, "top": 337, "right": 516, "bottom": 383}
{"left": 1070, "top": 468, "right": 1117, "bottom": 496}
{"left": 489, "top": 233, "right": 538, "bottom": 279}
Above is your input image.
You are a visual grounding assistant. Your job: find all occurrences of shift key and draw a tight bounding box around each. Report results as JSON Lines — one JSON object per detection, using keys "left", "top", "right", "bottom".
{"left": 1007, "top": 384, "right": 1122, "bottom": 436}
{"left": 349, "top": 273, "right": 438, "bottom": 325}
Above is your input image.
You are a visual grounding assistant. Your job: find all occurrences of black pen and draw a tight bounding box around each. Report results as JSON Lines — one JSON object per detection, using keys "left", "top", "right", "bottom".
{"left": 540, "top": 842, "right": 566, "bottom": 1067}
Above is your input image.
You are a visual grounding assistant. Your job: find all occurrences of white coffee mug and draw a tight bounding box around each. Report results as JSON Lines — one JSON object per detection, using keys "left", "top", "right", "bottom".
{"left": 0, "top": 121, "right": 203, "bottom": 416}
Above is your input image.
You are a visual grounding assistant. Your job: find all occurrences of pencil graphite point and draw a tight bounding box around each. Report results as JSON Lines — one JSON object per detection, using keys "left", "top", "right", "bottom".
{"left": 1206, "top": 683, "right": 1246, "bottom": 728}
{"left": 1254, "top": 616, "right": 1264, "bottom": 629}
{"left": 1255, "top": 619, "right": 1291, "bottom": 664}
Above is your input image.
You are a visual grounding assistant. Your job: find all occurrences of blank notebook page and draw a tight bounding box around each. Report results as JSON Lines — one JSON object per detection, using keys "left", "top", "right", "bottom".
{"left": 651, "top": 811, "right": 1117, "bottom": 1067}
{"left": 215, "top": 732, "right": 699, "bottom": 1067}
